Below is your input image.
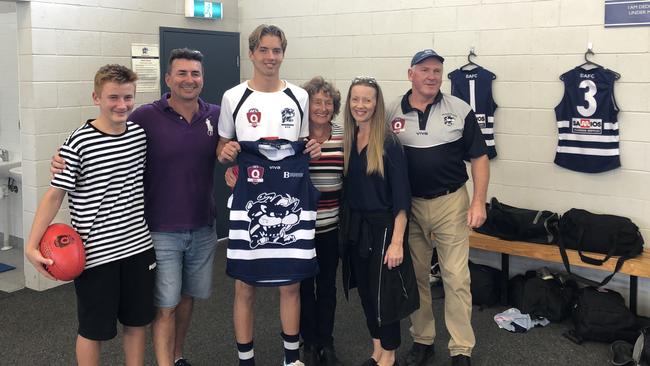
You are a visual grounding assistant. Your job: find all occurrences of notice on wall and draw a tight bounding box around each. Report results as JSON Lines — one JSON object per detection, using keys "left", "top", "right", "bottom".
{"left": 605, "top": 0, "right": 650, "bottom": 27}
{"left": 131, "top": 44, "right": 160, "bottom": 92}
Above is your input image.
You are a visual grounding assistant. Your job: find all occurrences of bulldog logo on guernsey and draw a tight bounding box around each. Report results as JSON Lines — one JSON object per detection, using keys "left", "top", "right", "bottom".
{"left": 247, "top": 165, "right": 264, "bottom": 184}
{"left": 247, "top": 108, "right": 262, "bottom": 127}
{"left": 245, "top": 192, "right": 302, "bottom": 249}
{"left": 391, "top": 117, "right": 406, "bottom": 133}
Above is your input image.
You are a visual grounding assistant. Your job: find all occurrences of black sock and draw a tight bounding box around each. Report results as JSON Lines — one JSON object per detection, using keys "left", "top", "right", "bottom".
{"left": 281, "top": 332, "right": 300, "bottom": 364}
{"left": 237, "top": 341, "right": 255, "bottom": 366}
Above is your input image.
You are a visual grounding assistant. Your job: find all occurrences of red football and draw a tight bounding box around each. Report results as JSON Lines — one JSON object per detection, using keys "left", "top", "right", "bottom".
{"left": 39, "top": 223, "right": 86, "bottom": 281}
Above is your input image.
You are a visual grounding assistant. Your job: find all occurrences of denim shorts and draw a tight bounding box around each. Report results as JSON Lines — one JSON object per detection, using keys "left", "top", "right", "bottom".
{"left": 152, "top": 225, "right": 218, "bottom": 308}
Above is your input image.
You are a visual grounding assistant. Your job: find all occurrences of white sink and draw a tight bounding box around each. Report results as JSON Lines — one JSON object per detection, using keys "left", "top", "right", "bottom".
{"left": 9, "top": 166, "right": 21, "bottom": 183}
{"left": 0, "top": 160, "right": 20, "bottom": 179}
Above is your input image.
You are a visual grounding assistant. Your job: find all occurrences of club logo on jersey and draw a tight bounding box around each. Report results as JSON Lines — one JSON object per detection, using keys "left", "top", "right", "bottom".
{"left": 245, "top": 192, "right": 302, "bottom": 248}
{"left": 281, "top": 108, "right": 296, "bottom": 127}
{"left": 247, "top": 165, "right": 265, "bottom": 184}
{"left": 442, "top": 113, "right": 457, "bottom": 127}
{"left": 571, "top": 117, "right": 603, "bottom": 135}
{"left": 247, "top": 108, "right": 262, "bottom": 127}
{"left": 475, "top": 114, "right": 487, "bottom": 128}
{"left": 391, "top": 117, "right": 406, "bottom": 133}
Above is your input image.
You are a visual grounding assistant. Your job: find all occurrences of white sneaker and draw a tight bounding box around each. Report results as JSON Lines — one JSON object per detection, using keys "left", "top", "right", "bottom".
{"left": 284, "top": 360, "right": 305, "bottom": 366}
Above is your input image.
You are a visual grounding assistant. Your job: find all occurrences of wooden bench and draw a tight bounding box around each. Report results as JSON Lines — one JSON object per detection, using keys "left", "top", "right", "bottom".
{"left": 469, "top": 231, "right": 650, "bottom": 314}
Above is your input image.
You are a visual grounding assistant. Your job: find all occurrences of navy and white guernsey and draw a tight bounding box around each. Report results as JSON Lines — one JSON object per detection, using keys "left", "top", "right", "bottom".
{"left": 449, "top": 67, "right": 498, "bottom": 159}
{"left": 227, "top": 139, "right": 320, "bottom": 286}
{"left": 555, "top": 67, "right": 620, "bottom": 173}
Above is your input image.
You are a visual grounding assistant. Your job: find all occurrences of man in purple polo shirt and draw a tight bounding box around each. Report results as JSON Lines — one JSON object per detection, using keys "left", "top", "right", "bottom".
{"left": 52, "top": 49, "right": 220, "bottom": 366}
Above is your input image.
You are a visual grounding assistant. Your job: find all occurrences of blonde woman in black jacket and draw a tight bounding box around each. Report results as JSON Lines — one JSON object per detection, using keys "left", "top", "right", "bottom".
{"left": 340, "top": 77, "right": 419, "bottom": 366}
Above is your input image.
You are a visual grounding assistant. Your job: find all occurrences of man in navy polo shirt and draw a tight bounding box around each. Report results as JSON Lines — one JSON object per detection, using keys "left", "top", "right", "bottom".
{"left": 52, "top": 49, "right": 220, "bottom": 366}
{"left": 386, "top": 49, "right": 489, "bottom": 366}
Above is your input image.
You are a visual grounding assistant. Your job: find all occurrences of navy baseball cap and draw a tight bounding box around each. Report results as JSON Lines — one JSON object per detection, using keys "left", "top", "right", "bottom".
{"left": 411, "top": 49, "right": 445, "bottom": 66}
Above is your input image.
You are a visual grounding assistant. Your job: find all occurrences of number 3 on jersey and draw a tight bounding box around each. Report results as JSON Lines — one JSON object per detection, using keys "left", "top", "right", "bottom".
{"left": 577, "top": 80, "right": 597, "bottom": 117}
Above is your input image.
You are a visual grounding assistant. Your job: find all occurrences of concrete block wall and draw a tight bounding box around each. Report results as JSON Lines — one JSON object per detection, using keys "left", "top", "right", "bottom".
{"left": 0, "top": 4, "right": 20, "bottom": 155}
{"left": 0, "top": 3, "right": 22, "bottom": 240}
{"left": 18, "top": 0, "right": 239, "bottom": 290}
{"left": 237, "top": 0, "right": 650, "bottom": 315}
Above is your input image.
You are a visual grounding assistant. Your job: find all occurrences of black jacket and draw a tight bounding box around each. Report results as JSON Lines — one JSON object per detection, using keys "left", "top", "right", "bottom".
{"left": 340, "top": 209, "right": 419, "bottom": 326}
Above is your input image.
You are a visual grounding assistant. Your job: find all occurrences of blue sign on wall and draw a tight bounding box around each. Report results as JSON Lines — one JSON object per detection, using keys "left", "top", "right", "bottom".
{"left": 185, "top": 1, "right": 223, "bottom": 19}
{"left": 605, "top": 0, "right": 650, "bottom": 27}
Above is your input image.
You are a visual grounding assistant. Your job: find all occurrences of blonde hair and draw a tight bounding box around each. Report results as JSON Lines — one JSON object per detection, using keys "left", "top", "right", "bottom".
{"left": 343, "top": 77, "right": 388, "bottom": 177}
{"left": 248, "top": 24, "right": 287, "bottom": 53}
{"left": 94, "top": 64, "right": 137, "bottom": 95}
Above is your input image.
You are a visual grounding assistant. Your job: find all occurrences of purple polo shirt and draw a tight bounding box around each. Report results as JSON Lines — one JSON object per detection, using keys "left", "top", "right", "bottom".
{"left": 129, "top": 93, "right": 220, "bottom": 232}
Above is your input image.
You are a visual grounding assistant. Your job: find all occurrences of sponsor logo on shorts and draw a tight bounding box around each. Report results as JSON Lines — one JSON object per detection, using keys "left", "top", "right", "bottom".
{"left": 149, "top": 262, "right": 157, "bottom": 270}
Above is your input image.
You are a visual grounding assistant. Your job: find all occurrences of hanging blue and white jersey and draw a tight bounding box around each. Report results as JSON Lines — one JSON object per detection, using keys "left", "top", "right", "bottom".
{"left": 227, "top": 139, "right": 320, "bottom": 286}
{"left": 449, "top": 67, "right": 498, "bottom": 159}
{"left": 554, "top": 67, "right": 620, "bottom": 173}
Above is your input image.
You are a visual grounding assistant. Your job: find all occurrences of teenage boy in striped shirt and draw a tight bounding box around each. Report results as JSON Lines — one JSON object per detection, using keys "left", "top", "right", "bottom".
{"left": 25, "top": 64, "right": 155, "bottom": 366}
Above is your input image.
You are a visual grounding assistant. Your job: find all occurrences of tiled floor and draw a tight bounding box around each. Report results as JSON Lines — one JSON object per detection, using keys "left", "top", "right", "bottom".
{"left": 0, "top": 235, "right": 24, "bottom": 293}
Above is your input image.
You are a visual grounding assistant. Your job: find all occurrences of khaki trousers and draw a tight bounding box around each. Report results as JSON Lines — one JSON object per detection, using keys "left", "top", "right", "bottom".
{"left": 408, "top": 186, "right": 475, "bottom": 357}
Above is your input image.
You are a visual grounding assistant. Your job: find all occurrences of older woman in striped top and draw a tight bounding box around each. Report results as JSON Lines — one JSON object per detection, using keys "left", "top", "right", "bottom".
{"left": 299, "top": 76, "right": 345, "bottom": 366}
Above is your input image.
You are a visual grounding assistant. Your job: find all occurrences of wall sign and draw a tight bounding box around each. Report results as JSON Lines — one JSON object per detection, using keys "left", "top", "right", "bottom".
{"left": 131, "top": 44, "right": 160, "bottom": 93}
{"left": 605, "top": 0, "right": 650, "bottom": 27}
{"left": 185, "top": 0, "right": 223, "bottom": 19}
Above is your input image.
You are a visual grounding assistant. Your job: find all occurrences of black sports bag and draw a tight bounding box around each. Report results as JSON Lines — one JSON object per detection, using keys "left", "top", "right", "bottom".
{"left": 558, "top": 209, "right": 644, "bottom": 286}
{"left": 475, "top": 197, "right": 559, "bottom": 244}
{"left": 520, "top": 272, "right": 577, "bottom": 322}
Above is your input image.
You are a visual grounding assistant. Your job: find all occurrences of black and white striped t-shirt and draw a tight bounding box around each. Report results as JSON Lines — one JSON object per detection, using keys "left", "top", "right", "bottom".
{"left": 51, "top": 120, "right": 153, "bottom": 269}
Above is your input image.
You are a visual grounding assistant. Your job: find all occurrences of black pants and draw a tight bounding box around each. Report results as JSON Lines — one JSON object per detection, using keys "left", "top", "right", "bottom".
{"left": 351, "top": 244, "right": 401, "bottom": 351}
{"left": 300, "top": 229, "right": 340, "bottom": 347}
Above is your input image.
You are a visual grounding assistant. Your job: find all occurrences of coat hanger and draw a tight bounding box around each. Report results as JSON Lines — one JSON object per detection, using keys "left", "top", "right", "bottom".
{"left": 460, "top": 47, "right": 480, "bottom": 71}
{"left": 451, "top": 48, "right": 496, "bottom": 80}
{"left": 576, "top": 43, "right": 621, "bottom": 80}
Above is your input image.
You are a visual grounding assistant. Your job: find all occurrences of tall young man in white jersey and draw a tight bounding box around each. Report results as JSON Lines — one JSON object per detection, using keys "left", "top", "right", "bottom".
{"left": 217, "top": 25, "right": 321, "bottom": 366}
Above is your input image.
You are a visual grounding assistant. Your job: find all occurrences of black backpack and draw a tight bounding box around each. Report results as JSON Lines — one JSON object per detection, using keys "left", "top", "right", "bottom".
{"left": 520, "top": 273, "right": 577, "bottom": 322}
{"left": 468, "top": 261, "right": 501, "bottom": 309}
{"left": 570, "top": 286, "right": 638, "bottom": 343}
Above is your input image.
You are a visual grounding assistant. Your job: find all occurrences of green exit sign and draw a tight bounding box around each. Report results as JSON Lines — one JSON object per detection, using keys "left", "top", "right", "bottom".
{"left": 185, "top": 1, "right": 223, "bottom": 19}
